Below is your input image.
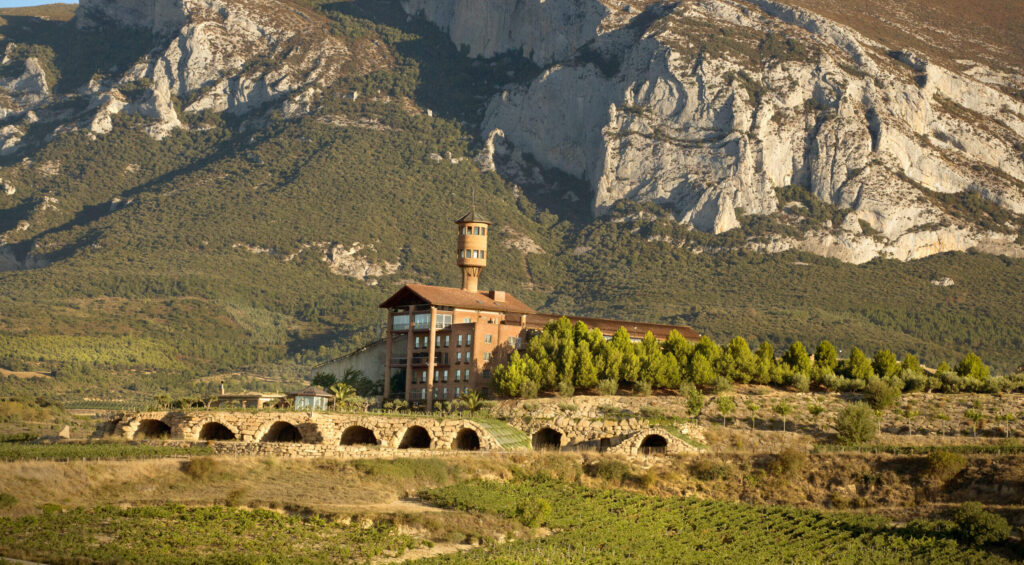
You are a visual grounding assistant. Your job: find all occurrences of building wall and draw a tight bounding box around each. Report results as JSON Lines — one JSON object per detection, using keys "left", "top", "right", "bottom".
{"left": 314, "top": 340, "right": 391, "bottom": 393}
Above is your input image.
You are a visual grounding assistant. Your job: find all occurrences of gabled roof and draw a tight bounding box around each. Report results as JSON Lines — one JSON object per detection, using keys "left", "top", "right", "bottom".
{"left": 291, "top": 385, "right": 334, "bottom": 398}
{"left": 455, "top": 211, "right": 492, "bottom": 225}
{"left": 380, "top": 283, "right": 535, "bottom": 314}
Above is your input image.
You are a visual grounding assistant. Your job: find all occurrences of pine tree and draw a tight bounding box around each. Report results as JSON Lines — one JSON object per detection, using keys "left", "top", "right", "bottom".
{"left": 814, "top": 340, "right": 838, "bottom": 371}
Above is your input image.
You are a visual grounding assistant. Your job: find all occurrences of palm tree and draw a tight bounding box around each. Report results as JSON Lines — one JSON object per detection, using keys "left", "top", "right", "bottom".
{"left": 461, "top": 389, "right": 484, "bottom": 417}
{"left": 330, "top": 383, "right": 357, "bottom": 411}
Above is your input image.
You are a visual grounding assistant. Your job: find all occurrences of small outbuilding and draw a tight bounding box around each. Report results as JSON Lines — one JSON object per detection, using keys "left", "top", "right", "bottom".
{"left": 289, "top": 386, "right": 334, "bottom": 411}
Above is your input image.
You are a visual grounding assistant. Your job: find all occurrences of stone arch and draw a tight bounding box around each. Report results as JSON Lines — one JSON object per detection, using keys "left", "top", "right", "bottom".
{"left": 199, "top": 422, "right": 236, "bottom": 441}
{"left": 639, "top": 434, "right": 667, "bottom": 455}
{"left": 261, "top": 421, "right": 303, "bottom": 443}
{"left": 599, "top": 437, "right": 612, "bottom": 452}
{"left": 452, "top": 428, "right": 480, "bottom": 451}
{"left": 398, "top": 425, "right": 431, "bottom": 449}
{"left": 340, "top": 425, "right": 378, "bottom": 446}
{"left": 532, "top": 427, "right": 562, "bottom": 450}
{"left": 133, "top": 419, "right": 171, "bottom": 440}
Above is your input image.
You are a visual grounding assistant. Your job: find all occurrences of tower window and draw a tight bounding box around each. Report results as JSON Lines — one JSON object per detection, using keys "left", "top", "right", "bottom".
{"left": 473, "top": 226, "right": 480, "bottom": 235}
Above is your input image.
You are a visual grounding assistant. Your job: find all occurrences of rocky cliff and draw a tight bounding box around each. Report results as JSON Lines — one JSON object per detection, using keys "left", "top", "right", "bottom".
{"left": 0, "top": 0, "right": 386, "bottom": 143}
{"left": 404, "top": 0, "right": 1024, "bottom": 263}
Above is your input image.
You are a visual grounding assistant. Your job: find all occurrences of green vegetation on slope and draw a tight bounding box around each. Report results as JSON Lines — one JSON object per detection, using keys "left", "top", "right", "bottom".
{"left": 419, "top": 477, "right": 1009, "bottom": 564}
{"left": 0, "top": 504, "right": 420, "bottom": 563}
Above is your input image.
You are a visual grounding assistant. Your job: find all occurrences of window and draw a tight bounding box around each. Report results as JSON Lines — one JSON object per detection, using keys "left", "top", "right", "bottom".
{"left": 466, "top": 334, "right": 473, "bottom": 346}
{"left": 434, "top": 369, "right": 439, "bottom": 382}
{"left": 436, "top": 314, "right": 452, "bottom": 329}
{"left": 444, "top": 335, "right": 450, "bottom": 347}
{"left": 484, "top": 335, "right": 492, "bottom": 344}
{"left": 455, "top": 387, "right": 460, "bottom": 396}
{"left": 508, "top": 337, "right": 516, "bottom": 346}
{"left": 483, "top": 352, "right": 491, "bottom": 361}
{"left": 455, "top": 369, "right": 461, "bottom": 382}
{"left": 473, "top": 226, "right": 480, "bottom": 235}
{"left": 482, "top": 370, "right": 492, "bottom": 379}
{"left": 392, "top": 314, "right": 409, "bottom": 329}
{"left": 463, "top": 317, "right": 471, "bottom": 323}
{"left": 482, "top": 227, "right": 487, "bottom": 236}
{"left": 457, "top": 352, "right": 463, "bottom": 363}
{"left": 413, "top": 313, "right": 431, "bottom": 330}
{"left": 443, "top": 387, "right": 448, "bottom": 399}
{"left": 420, "top": 371, "right": 427, "bottom": 383}
{"left": 466, "top": 351, "right": 472, "bottom": 362}
{"left": 420, "top": 388, "right": 426, "bottom": 400}
{"left": 414, "top": 336, "right": 420, "bottom": 348}
{"left": 435, "top": 335, "right": 441, "bottom": 347}
{"left": 457, "top": 334, "right": 463, "bottom": 347}
{"left": 443, "top": 369, "right": 448, "bottom": 382}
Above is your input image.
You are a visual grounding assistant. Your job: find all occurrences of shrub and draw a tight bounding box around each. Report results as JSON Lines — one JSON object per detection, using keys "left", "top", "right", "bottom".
{"left": 865, "top": 378, "right": 900, "bottom": 410}
{"left": 836, "top": 403, "right": 877, "bottom": 445}
{"left": 769, "top": 447, "right": 807, "bottom": 477}
{"left": 952, "top": 502, "right": 1011, "bottom": 545}
{"left": 584, "top": 459, "right": 632, "bottom": 484}
{"left": 690, "top": 458, "right": 732, "bottom": 481}
{"left": 519, "top": 379, "right": 540, "bottom": 399}
{"left": 924, "top": 450, "right": 968, "bottom": 484}
{"left": 514, "top": 497, "right": 552, "bottom": 528}
{"left": 183, "top": 457, "right": 219, "bottom": 480}
{"left": 225, "top": 487, "right": 248, "bottom": 507}
{"left": 0, "top": 492, "right": 16, "bottom": 509}
{"left": 596, "top": 379, "right": 618, "bottom": 396}
{"left": 557, "top": 379, "right": 575, "bottom": 397}
{"left": 633, "top": 379, "right": 652, "bottom": 396}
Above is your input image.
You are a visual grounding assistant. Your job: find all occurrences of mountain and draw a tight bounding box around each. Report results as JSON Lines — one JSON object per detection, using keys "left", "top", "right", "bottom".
{"left": 0, "top": 0, "right": 1022, "bottom": 400}
{"left": 405, "top": 0, "right": 1024, "bottom": 264}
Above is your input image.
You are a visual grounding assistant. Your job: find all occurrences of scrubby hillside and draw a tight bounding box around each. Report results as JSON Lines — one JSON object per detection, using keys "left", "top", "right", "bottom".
{"left": 0, "top": 0, "right": 1023, "bottom": 401}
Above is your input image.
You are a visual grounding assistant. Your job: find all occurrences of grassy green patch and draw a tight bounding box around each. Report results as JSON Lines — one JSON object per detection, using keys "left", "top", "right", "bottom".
{"left": 470, "top": 417, "right": 531, "bottom": 450}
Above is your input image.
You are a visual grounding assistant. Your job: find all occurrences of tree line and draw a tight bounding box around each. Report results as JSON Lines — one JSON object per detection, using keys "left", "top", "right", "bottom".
{"left": 493, "top": 317, "right": 1021, "bottom": 398}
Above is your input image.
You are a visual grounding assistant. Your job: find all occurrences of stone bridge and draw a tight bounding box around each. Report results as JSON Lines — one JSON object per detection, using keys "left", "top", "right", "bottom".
{"left": 100, "top": 410, "right": 698, "bottom": 457}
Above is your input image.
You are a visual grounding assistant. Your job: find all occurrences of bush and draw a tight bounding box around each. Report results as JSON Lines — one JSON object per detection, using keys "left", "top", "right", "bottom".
{"left": 952, "top": 502, "right": 1011, "bottom": 545}
{"left": 514, "top": 497, "right": 552, "bottom": 528}
{"left": 633, "top": 379, "right": 652, "bottom": 396}
{"left": 557, "top": 379, "right": 575, "bottom": 397}
{"left": 835, "top": 403, "right": 877, "bottom": 445}
{"left": 519, "top": 379, "right": 540, "bottom": 399}
{"left": 924, "top": 450, "right": 968, "bottom": 484}
{"left": 769, "top": 447, "right": 807, "bottom": 477}
{"left": 596, "top": 379, "right": 618, "bottom": 396}
{"left": 0, "top": 492, "right": 16, "bottom": 509}
{"left": 225, "top": 488, "right": 248, "bottom": 507}
{"left": 689, "top": 458, "right": 732, "bottom": 481}
{"left": 183, "top": 457, "right": 219, "bottom": 480}
{"left": 584, "top": 459, "right": 632, "bottom": 484}
{"left": 864, "top": 378, "right": 900, "bottom": 410}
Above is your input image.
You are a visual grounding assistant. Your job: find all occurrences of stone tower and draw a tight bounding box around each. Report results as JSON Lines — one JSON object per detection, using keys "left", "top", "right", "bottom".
{"left": 455, "top": 211, "right": 491, "bottom": 292}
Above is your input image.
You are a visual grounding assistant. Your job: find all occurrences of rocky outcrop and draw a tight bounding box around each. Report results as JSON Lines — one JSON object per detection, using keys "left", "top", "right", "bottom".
{"left": 0, "top": 0, "right": 386, "bottom": 145}
{"left": 406, "top": 0, "right": 1024, "bottom": 262}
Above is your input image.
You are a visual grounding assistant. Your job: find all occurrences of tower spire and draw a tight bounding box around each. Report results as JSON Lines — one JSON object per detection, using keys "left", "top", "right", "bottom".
{"left": 455, "top": 211, "right": 492, "bottom": 292}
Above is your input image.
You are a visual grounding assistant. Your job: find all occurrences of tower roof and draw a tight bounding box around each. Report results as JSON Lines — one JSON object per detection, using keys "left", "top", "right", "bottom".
{"left": 455, "top": 211, "right": 492, "bottom": 225}
{"left": 380, "top": 284, "right": 535, "bottom": 314}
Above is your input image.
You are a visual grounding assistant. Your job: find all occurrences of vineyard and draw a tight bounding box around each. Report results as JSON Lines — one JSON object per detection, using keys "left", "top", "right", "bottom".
{"left": 0, "top": 442, "right": 213, "bottom": 461}
{"left": 0, "top": 504, "right": 420, "bottom": 563}
{"left": 417, "top": 478, "right": 1009, "bottom": 564}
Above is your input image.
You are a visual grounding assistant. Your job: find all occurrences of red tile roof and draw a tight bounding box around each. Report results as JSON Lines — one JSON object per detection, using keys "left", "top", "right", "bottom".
{"left": 380, "top": 284, "right": 536, "bottom": 314}
{"left": 526, "top": 313, "right": 700, "bottom": 342}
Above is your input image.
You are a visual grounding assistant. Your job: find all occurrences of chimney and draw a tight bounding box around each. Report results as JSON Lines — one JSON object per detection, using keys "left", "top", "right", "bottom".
{"left": 490, "top": 290, "right": 506, "bottom": 302}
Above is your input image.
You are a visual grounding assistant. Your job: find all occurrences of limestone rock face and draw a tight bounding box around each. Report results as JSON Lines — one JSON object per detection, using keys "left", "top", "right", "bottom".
{"left": 0, "top": 0, "right": 386, "bottom": 144}
{"left": 406, "top": 0, "right": 1024, "bottom": 262}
